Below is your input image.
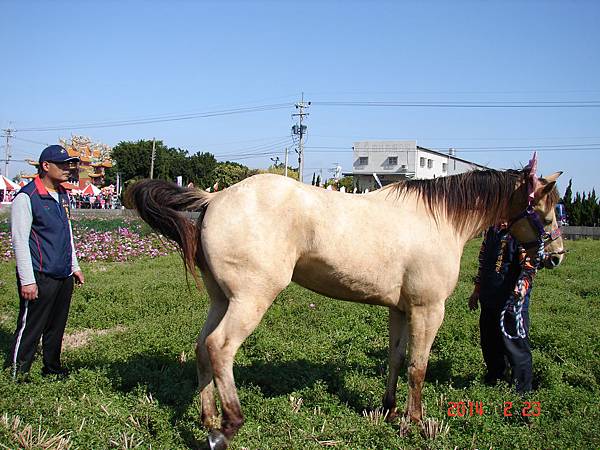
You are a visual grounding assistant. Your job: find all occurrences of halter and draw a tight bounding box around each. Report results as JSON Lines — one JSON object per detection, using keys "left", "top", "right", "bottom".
{"left": 506, "top": 205, "right": 562, "bottom": 254}
{"left": 500, "top": 152, "right": 563, "bottom": 339}
{"left": 507, "top": 151, "right": 563, "bottom": 259}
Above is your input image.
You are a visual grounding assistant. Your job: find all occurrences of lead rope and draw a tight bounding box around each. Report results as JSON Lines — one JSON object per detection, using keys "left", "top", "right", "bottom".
{"left": 500, "top": 240, "right": 544, "bottom": 340}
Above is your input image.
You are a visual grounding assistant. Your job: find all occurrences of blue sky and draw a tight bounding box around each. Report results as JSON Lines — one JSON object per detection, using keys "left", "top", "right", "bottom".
{"left": 2, "top": 0, "right": 599, "bottom": 194}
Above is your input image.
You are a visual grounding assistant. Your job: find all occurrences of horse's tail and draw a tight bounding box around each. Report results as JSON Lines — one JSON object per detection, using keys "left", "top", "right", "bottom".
{"left": 127, "top": 179, "right": 213, "bottom": 280}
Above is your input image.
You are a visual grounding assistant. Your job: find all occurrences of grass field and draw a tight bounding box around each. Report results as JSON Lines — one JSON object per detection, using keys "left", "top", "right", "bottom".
{"left": 0, "top": 223, "right": 599, "bottom": 449}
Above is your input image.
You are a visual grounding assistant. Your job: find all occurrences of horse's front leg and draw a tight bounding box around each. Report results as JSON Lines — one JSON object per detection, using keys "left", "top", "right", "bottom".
{"left": 405, "top": 303, "right": 445, "bottom": 422}
{"left": 382, "top": 307, "right": 409, "bottom": 421}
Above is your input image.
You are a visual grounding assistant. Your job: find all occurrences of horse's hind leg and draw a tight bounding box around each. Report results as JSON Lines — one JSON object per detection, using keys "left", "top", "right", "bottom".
{"left": 383, "top": 307, "right": 409, "bottom": 420}
{"left": 205, "top": 290, "right": 276, "bottom": 446}
{"left": 405, "top": 302, "right": 445, "bottom": 422}
{"left": 196, "top": 271, "right": 228, "bottom": 430}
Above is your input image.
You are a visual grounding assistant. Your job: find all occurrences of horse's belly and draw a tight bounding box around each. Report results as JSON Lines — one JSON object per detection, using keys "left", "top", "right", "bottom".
{"left": 291, "top": 258, "right": 399, "bottom": 307}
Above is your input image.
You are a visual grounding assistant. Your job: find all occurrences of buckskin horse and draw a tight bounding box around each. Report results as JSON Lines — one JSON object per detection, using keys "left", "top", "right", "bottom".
{"left": 129, "top": 157, "right": 564, "bottom": 449}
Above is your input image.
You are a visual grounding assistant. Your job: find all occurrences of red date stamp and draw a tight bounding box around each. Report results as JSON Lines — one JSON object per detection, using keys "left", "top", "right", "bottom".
{"left": 447, "top": 401, "right": 485, "bottom": 417}
{"left": 447, "top": 401, "right": 541, "bottom": 417}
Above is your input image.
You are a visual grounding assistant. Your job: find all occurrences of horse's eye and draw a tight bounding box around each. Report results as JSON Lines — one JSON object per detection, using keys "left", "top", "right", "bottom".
{"left": 545, "top": 219, "right": 553, "bottom": 226}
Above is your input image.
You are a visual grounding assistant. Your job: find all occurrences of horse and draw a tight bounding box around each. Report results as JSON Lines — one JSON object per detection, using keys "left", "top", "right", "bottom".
{"left": 128, "top": 163, "right": 564, "bottom": 449}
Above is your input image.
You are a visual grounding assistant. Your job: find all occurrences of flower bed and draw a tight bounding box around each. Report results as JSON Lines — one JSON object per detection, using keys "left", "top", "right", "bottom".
{"left": 0, "top": 217, "right": 178, "bottom": 263}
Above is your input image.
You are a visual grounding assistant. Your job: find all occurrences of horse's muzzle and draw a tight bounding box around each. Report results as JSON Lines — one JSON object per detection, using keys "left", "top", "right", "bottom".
{"left": 543, "top": 252, "right": 565, "bottom": 269}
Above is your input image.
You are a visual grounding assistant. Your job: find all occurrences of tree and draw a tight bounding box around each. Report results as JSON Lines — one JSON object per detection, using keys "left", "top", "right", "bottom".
{"left": 584, "top": 189, "right": 599, "bottom": 226}
{"left": 563, "top": 179, "right": 573, "bottom": 208}
{"left": 337, "top": 176, "right": 354, "bottom": 192}
{"left": 257, "top": 165, "right": 299, "bottom": 181}
{"left": 106, "top": 139, "right": 167, "bottom": 184}
{"left": 106, "top": 140, "right": 220, "bottom": 189}
{"left": 571, "top": 192, "right": 583, "bottom": 226}
{"left": 591, "top": 189, "right": 600, "bottom": 226}
{"left": 311, "top": 173, "right": 316, "bottom": 186}
{"left": 155, "top": 146, "right": 189, "bottom": 182}
{"left": 559, "top": 182, "right": 600, "bottom": 226}
{"left": 185, "top": 152, "right": 218, "bottom": 188}
{"left": 211, "top": 161, "right": 253, "bottom": 189}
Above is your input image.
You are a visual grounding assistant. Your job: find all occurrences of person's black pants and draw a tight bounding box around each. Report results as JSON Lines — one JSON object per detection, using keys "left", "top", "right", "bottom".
{"left": 480, "top": 306, "right": 532, "bottom": 393}
{"left": 6, "top": 271, "right": 73, "bottom": 376}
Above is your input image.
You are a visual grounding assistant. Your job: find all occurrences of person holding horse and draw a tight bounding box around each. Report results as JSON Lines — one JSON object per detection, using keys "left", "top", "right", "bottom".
{"left": 469, "top": 222, "right": 536, "bottom": 393}
{"left": 5, "top": 145, "right": 85, "bottom": 380}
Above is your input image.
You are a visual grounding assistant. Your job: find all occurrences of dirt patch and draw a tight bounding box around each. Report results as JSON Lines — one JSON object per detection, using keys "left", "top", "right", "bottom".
{"left": 63, "top": 325, "right": 127, "bottom": 350}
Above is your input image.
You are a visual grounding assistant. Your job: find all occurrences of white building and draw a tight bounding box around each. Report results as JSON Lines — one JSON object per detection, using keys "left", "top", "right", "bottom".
{"left": 348, "top": 140, "right": 487, "bottom": 191}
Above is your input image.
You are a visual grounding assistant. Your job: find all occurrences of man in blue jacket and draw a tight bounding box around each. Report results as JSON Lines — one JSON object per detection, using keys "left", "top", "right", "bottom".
{"left": 469, "top": 223, "right": 535, "bottom": 393}
{"left": 6, "top": 145, "right": 85, "bottom": 380}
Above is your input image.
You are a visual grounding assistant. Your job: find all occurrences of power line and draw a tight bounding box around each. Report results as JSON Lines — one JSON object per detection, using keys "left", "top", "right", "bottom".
{"left": 312, "top": 100, "right": 600, "bottom": 108}
{"left": 15, "top": 103, "right": 294, "bottom": 132}
{"left": 310, "top": 133, "right": 600, "bottom": 141}
{"left": 213, "top": 137, "right": 294, "bottom": 159}
{"left": 304, "top": 143, "right": 600, "bottom": 153}
{"left": 13, "top": 136, "right": 51, "bottom": 146}
{"left": 305, "top": 89, "right": 600, "bottom": 95}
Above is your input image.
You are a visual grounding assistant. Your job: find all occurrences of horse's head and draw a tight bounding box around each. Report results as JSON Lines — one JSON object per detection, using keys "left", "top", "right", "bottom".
{"left": 507, "top": 167, "right": 565, "bottom": 269}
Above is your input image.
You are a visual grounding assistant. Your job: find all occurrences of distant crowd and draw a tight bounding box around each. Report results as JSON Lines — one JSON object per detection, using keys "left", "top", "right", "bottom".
{"left": 70, "top": 193, "right": 121, "bottom": 209}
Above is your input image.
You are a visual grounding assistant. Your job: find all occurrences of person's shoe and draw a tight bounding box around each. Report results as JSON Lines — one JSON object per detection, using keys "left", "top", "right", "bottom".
{"left": 483, "top": 372, "right": 504, "bottom": 386}
{"left": 41, "top": 367, "right": 70, "bottom": 380}
{"left": 14, "top": 371, "right": 32, "bottom": 383}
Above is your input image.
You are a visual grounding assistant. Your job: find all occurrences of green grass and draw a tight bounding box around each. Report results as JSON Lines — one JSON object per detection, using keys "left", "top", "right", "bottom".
{"left": 0, "top": 239, "right": 599, "bottom": 449}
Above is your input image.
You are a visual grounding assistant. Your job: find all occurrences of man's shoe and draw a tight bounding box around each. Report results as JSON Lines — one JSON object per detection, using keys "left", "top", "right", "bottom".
{"left": 14, "top": 372, "right": 32, "bottom": 383}
{"left": 41, "top": 367, "right": 70, "bottom": 379}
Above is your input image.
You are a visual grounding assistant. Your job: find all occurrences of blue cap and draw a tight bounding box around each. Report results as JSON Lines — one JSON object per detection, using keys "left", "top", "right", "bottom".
{"left": 39, "top": 145, "right": 80, "bottom": 164}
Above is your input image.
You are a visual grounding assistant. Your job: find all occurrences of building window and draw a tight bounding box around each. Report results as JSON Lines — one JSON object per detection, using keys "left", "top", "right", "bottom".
{"left": 359, "top": 156, "right": 368, "bottom": 165}
{"left": 442, "top": 163, "right": 447, "bottom": 172}
{"left": 388, "top": 156, "right": 398, "bottom": 166}
{"left": 427, "top": 159, "right": 433, "bottom": 169}
{"left": 420, "top": 157, "right": 425, "bottom": 167}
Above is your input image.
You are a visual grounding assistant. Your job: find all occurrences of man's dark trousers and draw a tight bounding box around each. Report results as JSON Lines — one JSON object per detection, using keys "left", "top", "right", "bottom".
{"left": 480, "top": 304, "right": 532, "bottom": 393}
{"left": 8, "top": 271, "right": 73, "bottom": 376}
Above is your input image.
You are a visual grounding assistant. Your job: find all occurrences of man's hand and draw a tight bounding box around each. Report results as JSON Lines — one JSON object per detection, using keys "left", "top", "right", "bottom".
{"left": 20, "top": 283, "right": 38, "bottom": 301}
{"left": 468, "top": 291, "right": 479, "bottom": 311}
{"left": 73, "top": 270, "right": 85, "bottom": 285}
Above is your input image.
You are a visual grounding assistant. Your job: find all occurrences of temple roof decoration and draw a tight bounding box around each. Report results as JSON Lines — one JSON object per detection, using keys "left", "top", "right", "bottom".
{"left": 25, "top": 135, "right": 113, "bottom": 188}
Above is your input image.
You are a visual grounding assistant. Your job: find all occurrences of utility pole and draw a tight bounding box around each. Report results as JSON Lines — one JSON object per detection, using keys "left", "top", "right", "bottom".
{"left": 1, "top": 128, "right": 14, "bottom": 178}
{"left": 292, "top": 94, "right": 310, "bottom": 183}
{"left": 284, "top": 147, "right": 288, "bottom": 177}
{"left": 150, "top": 138, "right": 156, "bottom": 179}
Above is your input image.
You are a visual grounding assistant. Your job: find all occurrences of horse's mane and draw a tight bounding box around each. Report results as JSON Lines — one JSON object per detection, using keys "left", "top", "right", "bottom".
{"left": 383, "top": 169, "right": 525, "bottom": 233}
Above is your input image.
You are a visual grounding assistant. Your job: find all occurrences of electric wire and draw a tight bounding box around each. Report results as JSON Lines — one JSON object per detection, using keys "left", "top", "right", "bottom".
{"left": 16, "top": 103, "right": 294, "bottom": 132}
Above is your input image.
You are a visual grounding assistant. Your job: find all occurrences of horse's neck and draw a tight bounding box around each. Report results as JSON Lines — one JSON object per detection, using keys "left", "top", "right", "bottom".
{"left": 375, "top": 184, "right": 515, "bottom": 246}
{"left": 455, "top": 205, "right": 510, "bottom": 246}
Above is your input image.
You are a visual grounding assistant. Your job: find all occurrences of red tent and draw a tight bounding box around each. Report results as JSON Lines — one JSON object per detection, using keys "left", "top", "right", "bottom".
{"left": 0, "top": 176, "right": 20, "bottom": 191}
{"left": 81, "top": 184, "right": 101, "bottom": 196}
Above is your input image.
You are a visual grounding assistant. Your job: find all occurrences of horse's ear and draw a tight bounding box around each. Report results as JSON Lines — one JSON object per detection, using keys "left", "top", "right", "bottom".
{"left": 535, "top": 180, "right": 557, "bottom": 200}
{"left": 540, "top": 171, "right": 562, "bottom": 184}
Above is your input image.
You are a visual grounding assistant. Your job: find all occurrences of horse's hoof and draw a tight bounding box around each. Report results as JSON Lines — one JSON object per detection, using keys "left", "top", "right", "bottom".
{"left": 207, "top": 430, "right": 228, "bottom": 450}
{"left": 384, "top": 408, "right": 398, "bottom": 422}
